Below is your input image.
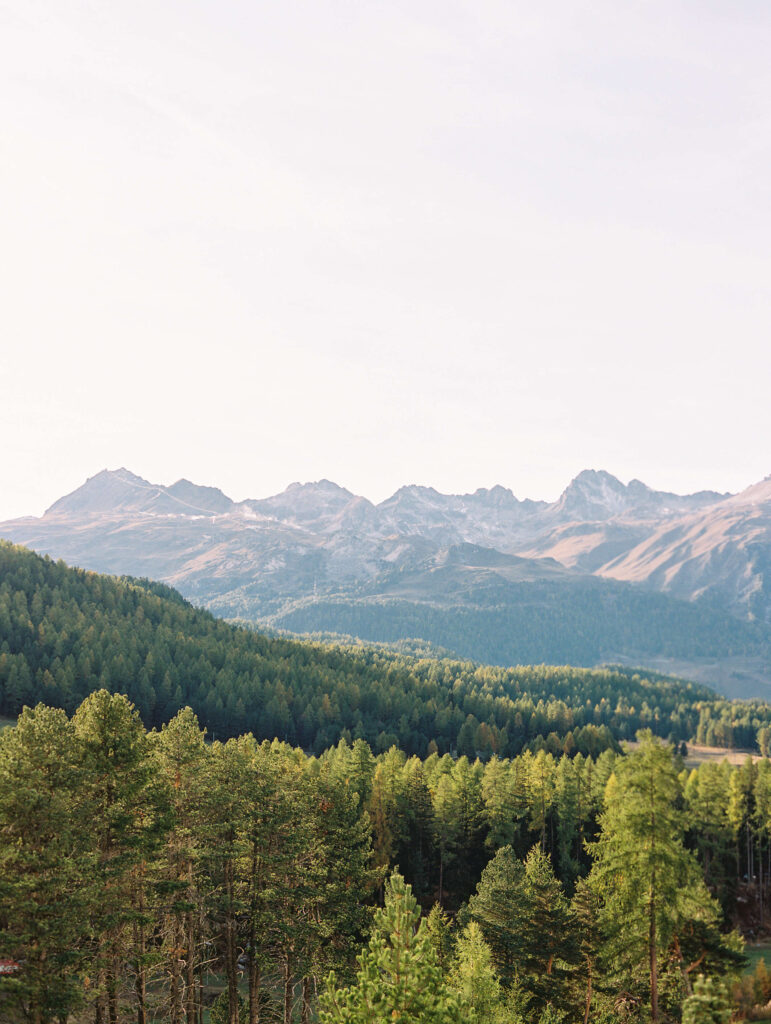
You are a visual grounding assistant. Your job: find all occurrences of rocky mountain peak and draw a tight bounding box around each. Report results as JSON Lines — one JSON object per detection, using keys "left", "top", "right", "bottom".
{"left": 165, "top": 479, "right": 234, "bottom": 514}
{"left": 45, "top": 468, "right": 157, "bottom": 516}
{"left": 553, "top": 469, "right": 630, "bottom": 521}
{"left": 470, "top": 485, "right": 520, "bottom": 507}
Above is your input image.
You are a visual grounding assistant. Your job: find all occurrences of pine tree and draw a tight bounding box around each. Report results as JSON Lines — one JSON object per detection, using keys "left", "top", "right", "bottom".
{"left": 571, "top": 877, "right": 601, "bottom": 1024}
{"left": 681, "top": 975, "right": 732, "bottom": 1024}
{"left": 424, "top": 904, "right": 452, "bottom": 972}
{"left": 73, "top": 689, "right": 163, "bottom": 1024}
{"left": 154, "top": 707, "right": 209, "bottom": 1024}
{"left": 318, "top": 873, "right": 463, "bottom": 1024}
{"left": 0, "top": 705, "right": 93, "bottom": 1024}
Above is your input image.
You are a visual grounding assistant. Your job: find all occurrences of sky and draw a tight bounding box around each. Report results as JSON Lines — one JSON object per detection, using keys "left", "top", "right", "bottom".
{"left": 1, "top": 0, "right": 770, "bottom": 520}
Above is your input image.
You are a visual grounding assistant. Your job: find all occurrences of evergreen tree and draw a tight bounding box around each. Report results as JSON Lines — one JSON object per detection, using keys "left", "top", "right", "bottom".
{"left": 154, "top": 707, "right": 209, "bottom": 1024}
{"left": 571, "top": 877, "right": 601, "bottom": 1024}
{"left": 0, "top": 705, "right": 92, "bottom": 1024}
{"left": 73, "top": 689, "right": 163, "bottom": 1024}
{"left": 681, "top": 975, "right": 732, "bottom": 1024}
{"left": 588, "top": 731, "right": 728, "bottom": 1023}
{"left": 447, "top": 921, "right": 506, "bottom": 1023}
{"left": 319, "top": 873, "right": 463, "bottom": 1024}
{"left": 467, "top": 845, "right": 527, "bottom": 987}
{"left": 520, "top": 846, "right": 578, "bottom": 1009}
{"left": 423, "top": 904, "right": 452, "bottom": 972}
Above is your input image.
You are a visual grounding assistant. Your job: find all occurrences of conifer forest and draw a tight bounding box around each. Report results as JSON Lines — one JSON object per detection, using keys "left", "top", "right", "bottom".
{"left": 3, "top": 545, "right": 771, "bottom": 1023}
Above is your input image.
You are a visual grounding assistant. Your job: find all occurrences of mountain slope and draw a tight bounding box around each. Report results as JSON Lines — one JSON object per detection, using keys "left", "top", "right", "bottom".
{"left": 596, "top": 477, "right": 771, "bottom": 620}
{"left": 3, "top": 468, "right": 771, "bottom": 694}
{"left": 2, "top": 540, "right": 747, "bottom": 756}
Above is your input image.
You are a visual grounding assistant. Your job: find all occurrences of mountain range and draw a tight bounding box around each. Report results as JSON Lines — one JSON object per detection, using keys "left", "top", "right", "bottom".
{"left": 3, "top": 467, "right": 771, "bottom": 697}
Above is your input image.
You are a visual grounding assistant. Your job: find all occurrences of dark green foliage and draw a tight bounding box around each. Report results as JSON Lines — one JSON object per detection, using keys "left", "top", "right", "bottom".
{"left": 0, "top": 693, "right": 760, "bottom": 1024}
{"left": 4, "top": 542, "right": 767, "bottom": 762}
{"left": 0, "top": 706, "right": 93, "bottom": 1023}
{"left": 210, "top": 991, "right": 248, "bottom": 1024}
{"left": 268, "top": 580, "right": 771, "bottom": 679}
{"left": 467, "top": 845, "right": 528, "bottom": 986}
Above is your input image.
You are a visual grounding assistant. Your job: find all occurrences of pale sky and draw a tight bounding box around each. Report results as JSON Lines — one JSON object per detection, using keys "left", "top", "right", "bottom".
{"left": 1, "top": 0, "right": 770, "bottom": 520}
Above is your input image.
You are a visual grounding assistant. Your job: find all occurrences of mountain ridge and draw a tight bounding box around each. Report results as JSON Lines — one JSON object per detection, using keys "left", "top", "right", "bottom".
{"left": 4, "top": 466, "right": 771, "bottom": 696}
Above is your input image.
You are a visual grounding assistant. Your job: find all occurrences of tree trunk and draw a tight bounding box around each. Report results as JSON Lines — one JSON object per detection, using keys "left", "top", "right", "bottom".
{"left": 135, "top": 965, "right": 147, "bottom": 1024}
{"left": 301, "top": 977, "right": 312, "bottom": 1024}
{"left": 134, "top": 917, "right": 147, "bottom": 1024}
{"left": 107, "top": 957, "right": 119, "bottom": 1024}
{"left": 760, "top": 833, "right": 765, "bottom": 927}
{"left": 224, "top": 860, "right": 239, "bottom": 1024}
{"left": 649, "top": 890, "right": 658, "bottom": 1024}
{"left": 133, "top": 865, "right": 148, "bottom": 1024}
{"left": 283, "top": 955, "right": 293, "bottom": 1024}
{"left": 185, "top": 908, "right": 197, "bottom": 1024}
{"left": 248, "top": 845, "right": 261, "bottom": 1024}
{"left": 170, "top": 914, "right": 183, "bottom": 1024}
{"left": 583, "top": 963, "right": 592, "bottom": 1024}
{"left": 248, "top": 957, "right": 261, "bottom": 1024}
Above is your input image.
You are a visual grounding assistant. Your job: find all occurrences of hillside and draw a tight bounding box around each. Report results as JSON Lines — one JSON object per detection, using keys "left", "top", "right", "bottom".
{"left": 3, "top": 541, "right": 769, "bottom": 755}
{"left": 3, "top": 468, "right": 771, "bottom": 696}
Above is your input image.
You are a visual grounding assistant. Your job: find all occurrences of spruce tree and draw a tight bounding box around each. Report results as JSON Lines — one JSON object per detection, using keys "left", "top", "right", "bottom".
{"left": 520, "top": 845, "right": 578, "bottom": 1009}
{"left": 467, "top": 845, "right": 527, "bottom": 987}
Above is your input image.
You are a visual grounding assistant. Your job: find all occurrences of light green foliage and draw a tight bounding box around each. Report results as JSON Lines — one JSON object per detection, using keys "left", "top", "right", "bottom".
{"left": 319, "top": 873, "right": 463, "bottom": 1024}
{"left": 758, "top": 726, "right": 771, "bottom": 757}
{"left": 448, "top": 921, "right": 507, "bottom": 1023}
{"left": 681, "top": 975, "right": 732, "bottom": 1024}
{"left": 424, "top": 903, "right": 453, "bottom": 971}
{"left": 588, "top": 731, "right": 735, "bottom": 1022}
{"left": 482, "top": 756, "right": 525, "bottom": 850}
{"left": 527, "top": 750, "right": 556, "bottom": 848}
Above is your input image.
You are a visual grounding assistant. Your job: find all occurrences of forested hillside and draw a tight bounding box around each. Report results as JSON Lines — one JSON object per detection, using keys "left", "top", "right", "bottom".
{"left": 3, "top": 542, "right": 771, "bottom": 757}
{"left": 5, "top": 467, "right": 771, "bottom": 698}
{"left": 3, "top": 697, "right": 768, "bottom": 1024}
{"left": 266, "top": 581, "right": 770, "bottom": 682}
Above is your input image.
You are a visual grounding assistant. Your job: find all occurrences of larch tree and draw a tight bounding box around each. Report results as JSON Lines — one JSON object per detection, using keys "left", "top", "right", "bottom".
{"left": 587, "top": 731, "right": 727, "bottom": 1023}
{"left": 447, "top": 921, "right": 506, "bottom": 1023}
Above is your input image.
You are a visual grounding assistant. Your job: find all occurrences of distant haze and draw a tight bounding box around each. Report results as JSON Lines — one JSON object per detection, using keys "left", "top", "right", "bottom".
{"left": 2, "top": 1, "right": 770, "bottom": 520}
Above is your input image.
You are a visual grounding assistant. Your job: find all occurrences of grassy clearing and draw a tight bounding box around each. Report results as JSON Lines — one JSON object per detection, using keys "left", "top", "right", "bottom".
{"left": 683, "top": 743, "right": 762, "bottom": 768}
{"left": 624, "top": 740, "right": 762, "bottom": 767}
{"left": 744, "top": 942, "right": 771, "bottom": 975}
